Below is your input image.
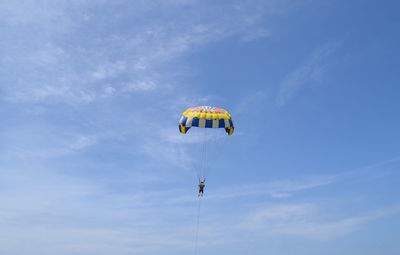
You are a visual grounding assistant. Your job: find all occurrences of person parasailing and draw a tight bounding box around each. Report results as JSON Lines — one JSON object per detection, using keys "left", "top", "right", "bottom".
{"left": 198, "top": 178, "right": 206, "bottom": 197}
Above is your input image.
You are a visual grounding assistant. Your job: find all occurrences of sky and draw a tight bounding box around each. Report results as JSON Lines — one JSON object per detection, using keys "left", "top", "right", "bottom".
{"left": 1, "top": 0, "right": 400, "bottom": 254}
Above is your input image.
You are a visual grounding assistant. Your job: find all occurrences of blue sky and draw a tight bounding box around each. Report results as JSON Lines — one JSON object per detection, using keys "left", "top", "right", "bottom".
{"left": 1, "top": 1, "right": 400, "bottom": 254}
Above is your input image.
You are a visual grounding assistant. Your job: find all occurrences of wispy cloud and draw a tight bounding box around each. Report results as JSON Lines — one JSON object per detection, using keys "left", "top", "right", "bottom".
{"left": 233, "top": 90, "right": 266, "bottom": 114}
{"left": 123, "top": 79, "right": 157, "bottom": 92}
{"left": 1, "top": 155, "right": 399, "bottom": 254}
{"left": 206, "top": 176, "right": 334, "bottom": 201}
{"left": 277, "top": 42, "right": 340, "bottom": 106}
{"left": 0, "top": 1, "right": 279, "bottom": 105}
{"left": 0, "top": 118, "right": 109, "bottom": 160}
{"left": 240, "top": 202, "right": 400, "bottom": 240}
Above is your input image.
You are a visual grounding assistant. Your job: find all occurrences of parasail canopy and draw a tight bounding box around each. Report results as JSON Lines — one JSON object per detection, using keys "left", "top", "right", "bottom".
{"left": 179, "top": 106, "right": 234, "bottom": 136}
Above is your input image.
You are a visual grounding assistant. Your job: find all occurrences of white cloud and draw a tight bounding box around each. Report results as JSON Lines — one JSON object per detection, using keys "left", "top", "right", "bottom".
{"left": 277, "top": 42, "right": 340, "bottom": 106}
{"left": 1, "top": 124, "right": 102, "bottom": 160}
{"left": 90, "top": 61, "right": 126, "bottom": 81}
{"left": 206, "top": 176, "right": 334, "bottom": 201}
{"left": 0, "top": 1, "right": 281, "bottom": 105}
{"left": 28, "top": 43, "right": 67, "bottom": 65}
{"left": 69, "top": 135, "right": 98, "bottom": 150}
{"left": 124, "top": 80, "right": 157, "bottom": 92}
{"left": 104, "top": 85, "right": 116, "bottom": 95}
{"left": 1, "top": 154, "right": 399, "bottom": 254}
{"left": 240, "top": 203, "right": 400, "bottom": 240}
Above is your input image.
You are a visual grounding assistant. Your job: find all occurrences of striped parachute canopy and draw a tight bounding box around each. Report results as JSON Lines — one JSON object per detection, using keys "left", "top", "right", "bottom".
{"left": 179, "top": 106, "right": 234, "bottom": 136}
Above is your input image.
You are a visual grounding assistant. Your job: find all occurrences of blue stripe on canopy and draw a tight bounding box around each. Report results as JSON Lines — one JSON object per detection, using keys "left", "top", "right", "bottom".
{"left": 205, "top": 119, "right": 212, "bottom": 128}
{"left": 219, "top": 119, "right": 225, "bottom": 128}
{"left": 192, "top": 118, "right": 199, "bottom": 127}
{"left": 181, "top": 116, "right": 187, "bottom": 126}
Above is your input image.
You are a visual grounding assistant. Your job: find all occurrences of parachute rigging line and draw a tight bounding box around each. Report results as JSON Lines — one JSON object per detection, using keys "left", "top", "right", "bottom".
{"left": 201, "top": 128, "right": 208, "bottom": 180}
{"left": 195, "top": 128, "right": 208, "bottom": 181}
{"left": 194, "top": 196, "right": 202, "bottom": 255}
